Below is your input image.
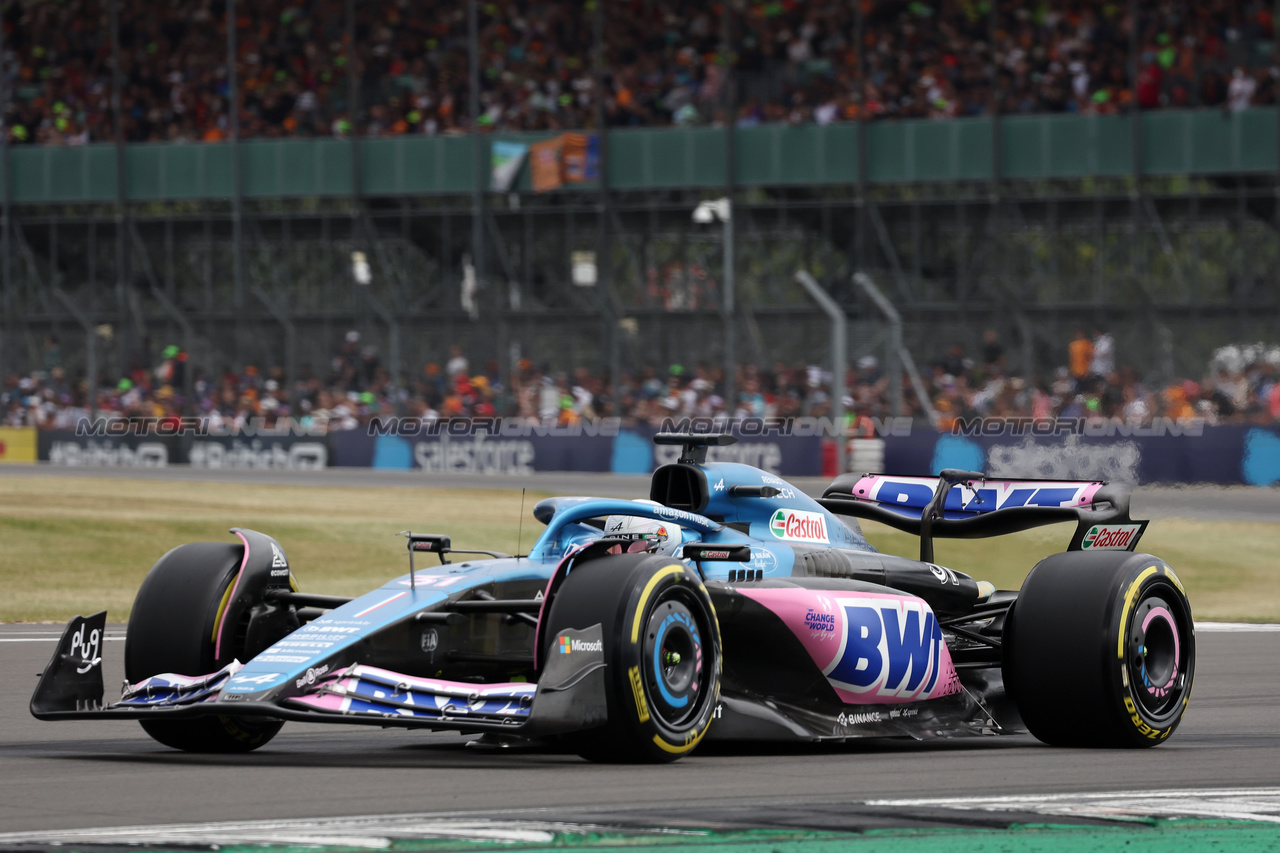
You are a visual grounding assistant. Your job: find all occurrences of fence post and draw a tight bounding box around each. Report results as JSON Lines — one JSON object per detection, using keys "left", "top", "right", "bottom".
{"left": 989, "top": 0, "right": 1001, "bottom": 194}
{"left": 110, "top": 0, "right": 130, "bottom": 379}
{"left": 722, "top": 0, "right": 737, "bottom": 409}
{"left": 0, "top": 0, "right": 10, "bottom": 381}
{"left": 795, "top": 270, "right": 845, "bottom": 475}
{"left": 594, "top": 0, "right": 620, "bottom": 394}
{"left": 229, "top": 0, "right": 244, "bottom": 366}
{"left": 468, "top": 0, "right": 484, "bottom": 310}
{"left": 1129, "top": 0, "right": 1146, "bottom": 342}
{"left": 854, "top": 0, "right": 866, "bottom": 272}
{"left": 347, "top": 0, "right": 360, "bottom": 197}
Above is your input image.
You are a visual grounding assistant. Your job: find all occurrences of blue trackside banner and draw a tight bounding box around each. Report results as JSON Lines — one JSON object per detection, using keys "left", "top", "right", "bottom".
{"left": 330, "top": 423, "right": 826, "bottom": 477}
{"left": 892, "top": 424, "right": 1280, "bottom": 486}
{"left": 35, "top": 422, "right": 1280, "bottom": 485}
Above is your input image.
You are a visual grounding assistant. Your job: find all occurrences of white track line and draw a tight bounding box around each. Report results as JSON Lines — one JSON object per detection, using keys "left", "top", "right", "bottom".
{"left": 867, "top": 787, "right": 1280, "bottom": 824}
{"left": 5, "top": 790, "right": 1280, "bottom": 844}
{"left": 0, "top": 816, "right": 698, "bottom": 847}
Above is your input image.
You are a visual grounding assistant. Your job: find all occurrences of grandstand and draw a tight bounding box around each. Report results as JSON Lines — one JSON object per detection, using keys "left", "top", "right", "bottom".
{"left": 3, "top": 0, "right": 1280, "bottom": 433}
{"left": 7, "top": 1, "right": 1279, "bottom": 141}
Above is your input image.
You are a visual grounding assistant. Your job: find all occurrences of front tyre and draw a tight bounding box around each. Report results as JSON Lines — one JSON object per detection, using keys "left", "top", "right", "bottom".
{"left": 543, "top": 553, "right": 721, "bottom": 763}
{"left": 125, "top": 542, "right": 284, "bottom": 752}
{"left": 1003, "top": 551, "right": 1195, "bottom": 748}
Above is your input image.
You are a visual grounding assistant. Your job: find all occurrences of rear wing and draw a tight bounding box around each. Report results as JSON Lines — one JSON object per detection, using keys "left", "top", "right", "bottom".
{"left": 819, "top": 469, "right": 1147, "bottom": 563}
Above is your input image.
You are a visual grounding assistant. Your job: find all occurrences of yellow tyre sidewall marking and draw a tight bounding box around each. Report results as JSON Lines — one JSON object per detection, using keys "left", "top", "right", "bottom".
{"left": 652, "top": 722, "right": 709, "bottom": 755}
{"left": 1116, "top": 566, "right": 1159, "bottom": 660}
{"left": 1118, "top": 563, "right": 1192, "bottom": 738}
{"left": 630, "top": 565, "right": 688, "bottom": 644}
{"left": 627, "top": 563, "right": 718, "bottom": 754}
{"left": 628, "top": 665, "right": 651, "bottom": 723}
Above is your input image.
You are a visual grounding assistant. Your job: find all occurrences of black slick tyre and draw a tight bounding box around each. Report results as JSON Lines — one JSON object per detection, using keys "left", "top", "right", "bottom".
{"left": 1003, "top": 550, "right": 1194, "bottom": 748}
{"left": 543, "top": 552, "right": 721, "bottom": 763}
{"left": 125, "top": 542, "right": 284, "bottom": 752}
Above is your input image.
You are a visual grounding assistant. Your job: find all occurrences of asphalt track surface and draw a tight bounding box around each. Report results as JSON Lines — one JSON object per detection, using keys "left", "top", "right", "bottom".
{"left": 7, "top": 464, "right": 1280, "bottom": 523}
{"left": 3, "top": 466, "right": 1277, "bottom": 835}
{"left": 1, "top": 625, "right": 1278, "bottom": 834}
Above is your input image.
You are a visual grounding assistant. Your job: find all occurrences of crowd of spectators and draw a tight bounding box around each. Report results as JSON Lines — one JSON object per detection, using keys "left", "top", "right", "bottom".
{"left": 6, "top": 328, "right": 1280, "bottom": 434}
{"left": 924, "top": 329, "right": 1280, "bottom": 431}
{"left": 5, "top": 0, "right": 1280, "bottom": 145}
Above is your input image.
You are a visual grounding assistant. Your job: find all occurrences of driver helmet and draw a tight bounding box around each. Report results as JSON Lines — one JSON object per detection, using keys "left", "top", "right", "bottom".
{"left": 602, "top": 504, "right": 682, "bottom": 558}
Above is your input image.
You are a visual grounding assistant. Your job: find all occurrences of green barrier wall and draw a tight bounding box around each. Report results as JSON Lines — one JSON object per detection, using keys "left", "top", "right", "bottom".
{"left": 5, "top": 108, "right": 1279, "bottom": 203}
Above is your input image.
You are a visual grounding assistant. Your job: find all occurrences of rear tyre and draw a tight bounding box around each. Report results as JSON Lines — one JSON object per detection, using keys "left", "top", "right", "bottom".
{"left": 543, "top": 553, "right": 721, "bottom": 763}
{"left": 1003, "top": 551, "right": 1194, "bottom": 748}
{"left": 125, "top": 542, "right": 284, "bottom": 752}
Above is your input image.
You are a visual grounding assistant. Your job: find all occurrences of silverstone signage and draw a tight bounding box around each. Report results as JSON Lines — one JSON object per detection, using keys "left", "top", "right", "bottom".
{"left": 187, "top": 437, "right": 328, "bottom": 469}
{"left": 39, "top": 431, "right": 174, "bottom": 467}
{"left": 886, "top": 424, "right": 1280, "bottom": 486}
{"left": 332, "top": 428, "right": 613, "bottom": 474}
{"left": 38, "top": 430, "right": 327, "bottom": 469}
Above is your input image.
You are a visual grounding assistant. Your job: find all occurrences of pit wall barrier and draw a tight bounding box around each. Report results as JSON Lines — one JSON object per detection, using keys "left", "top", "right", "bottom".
{"left": 31, "top": 425, "right": 1280, "bottom": 486}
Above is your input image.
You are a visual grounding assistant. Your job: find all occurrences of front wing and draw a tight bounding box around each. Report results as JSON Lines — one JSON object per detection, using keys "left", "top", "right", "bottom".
{"left": 30, "top": 613, "right": 607, "bottom": 738}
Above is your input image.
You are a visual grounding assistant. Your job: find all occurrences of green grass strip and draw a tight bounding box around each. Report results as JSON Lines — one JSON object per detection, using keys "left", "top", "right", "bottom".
{"left": 182, "top": 819, "right": 1280, "bottom": 853}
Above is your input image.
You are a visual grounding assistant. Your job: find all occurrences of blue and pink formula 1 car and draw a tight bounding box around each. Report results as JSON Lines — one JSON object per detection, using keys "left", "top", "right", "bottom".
{"left": 32, "top": 433, "right": 1195, "bottom": 761}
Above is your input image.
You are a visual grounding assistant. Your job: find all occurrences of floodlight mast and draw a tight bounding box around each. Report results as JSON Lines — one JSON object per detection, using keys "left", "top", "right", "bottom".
{"left": 691, "top": 198, "right": 735, "bottom": 411}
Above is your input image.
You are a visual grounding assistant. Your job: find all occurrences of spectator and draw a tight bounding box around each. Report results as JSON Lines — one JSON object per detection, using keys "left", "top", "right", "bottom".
{"left": 1069, "top": 328, "right": 1094, "bottom": 381}
{"left": 7, "top": 327, "right": 1276, "bottom": 435}
{"left": 940, "top": 344, "right": 967, "bottom": 380}
{"left": 1090, "top": 329, "right": 1115, "bottom": 377}
{"left": 1228, "top": 67, "right": 1257, "bottom": 113}
{"left": 980, "top": 329, "right": 1004, "bottom": 372}
{"left": 8, "top": 0, "right": 1278, "bottom": 144}
{"left": 446, "top": 345, "right": 469, "bottom": 382}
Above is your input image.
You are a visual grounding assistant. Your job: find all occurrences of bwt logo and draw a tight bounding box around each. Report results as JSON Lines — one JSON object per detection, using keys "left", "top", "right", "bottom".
{"left": 870, "top": 478, "right": 1089, "bottom": 513}
{"left": 823, "top": 598, "right": 945, "bottom": 700}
